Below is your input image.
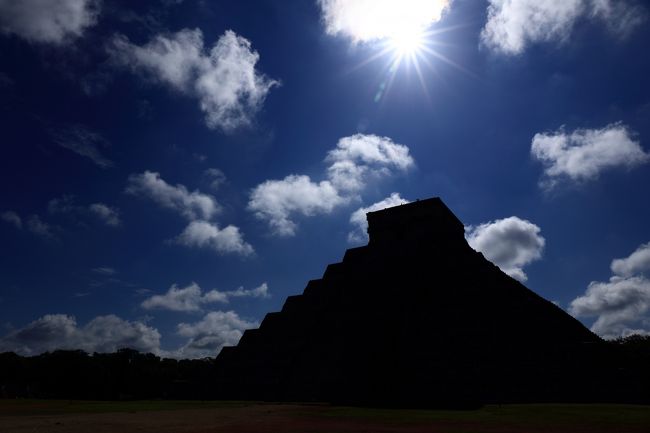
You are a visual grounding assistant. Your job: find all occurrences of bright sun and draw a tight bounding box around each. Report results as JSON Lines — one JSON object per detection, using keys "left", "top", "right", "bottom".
{"left": 323, "top": 0, "right": 462, "bottom": 102}
{"left": 388, "top": 27, "right": 427, "bottom": 57}
{"left": 323, "top": 0, "right": 449, "bottom": 48}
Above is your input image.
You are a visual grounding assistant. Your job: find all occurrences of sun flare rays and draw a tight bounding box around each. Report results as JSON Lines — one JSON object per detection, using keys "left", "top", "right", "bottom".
{"left": 320, "top": 0, "right": 468, "bottom": 103}
{"left": 366, "top": 24, "right": 468, "bottom": 104}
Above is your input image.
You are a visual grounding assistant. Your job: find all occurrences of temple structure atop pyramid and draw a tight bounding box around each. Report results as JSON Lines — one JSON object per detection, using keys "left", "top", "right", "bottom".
{"left": 215, "top": 197, "right": 606, "bottom": 406}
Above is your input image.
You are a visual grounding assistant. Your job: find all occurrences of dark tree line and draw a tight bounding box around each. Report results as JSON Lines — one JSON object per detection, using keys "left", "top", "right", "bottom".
{"left": 1, "top": 335, "right": 649, "bottom": 402}
{"left": 609, "top": 334, "right": 650, "bottom": 399}
{"left": 0, "top": 348, "right": 220, "bottom": 400}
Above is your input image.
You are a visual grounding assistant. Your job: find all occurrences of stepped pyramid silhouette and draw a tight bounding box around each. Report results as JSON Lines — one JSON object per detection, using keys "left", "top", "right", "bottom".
{"left": 216, "top": 198, "right": 602, "bottom": 406}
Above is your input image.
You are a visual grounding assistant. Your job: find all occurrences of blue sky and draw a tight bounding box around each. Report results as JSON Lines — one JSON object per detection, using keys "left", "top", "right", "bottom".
{"left": 1, "top": 0, "right": 650, "bottom": 358}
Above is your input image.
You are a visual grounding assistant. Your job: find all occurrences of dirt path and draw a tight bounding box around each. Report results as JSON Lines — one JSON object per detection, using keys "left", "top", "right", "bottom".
{"left": 1, "top": 403, "right": 649, "bottom": 433}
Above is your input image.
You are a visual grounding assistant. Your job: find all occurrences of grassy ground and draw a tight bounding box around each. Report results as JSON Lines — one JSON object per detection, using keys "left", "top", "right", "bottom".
{"left": 319, "top": 404, "right": 650, "bottom": 430}
{"left": 1, "top": 400, "right": 649, "bottom": 433}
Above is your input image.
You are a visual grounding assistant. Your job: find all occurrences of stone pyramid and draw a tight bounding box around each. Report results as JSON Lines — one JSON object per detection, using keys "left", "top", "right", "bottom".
{"left": 215, "top": 198, "right": 603, "bottom": 406}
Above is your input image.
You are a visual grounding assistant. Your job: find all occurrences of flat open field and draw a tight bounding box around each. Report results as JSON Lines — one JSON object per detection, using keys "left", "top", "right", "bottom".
{"left": 1, "top": 400, "right": 649, "bottom": 433}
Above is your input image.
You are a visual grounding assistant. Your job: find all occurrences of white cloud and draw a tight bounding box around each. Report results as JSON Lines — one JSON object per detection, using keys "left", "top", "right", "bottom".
{"left": 92, "top": 267, "right": 116, "bottom": 276}
{"left": 348, "top": 193, "right": 409, "bottom": 243}
{"left": 0, "top": 0, "right": 99, "bottom": 45}
{"left": 611, "top": 243, "right": 650, "bottom": 278}
{"left": 51, "top": 125, "right": 112, "bottom": 169}
{"left": 481, "top": 0, "right": 644, "bottom": 55}
{"left": 466, "top": 216, "right": 545, "bottom": 282}
{"left": 175, "top": 220, "right": 254, "bottom": 256}
{"left": 109, "top": 29, "right": 278, "bottom": 132}
{"left": 111, "top": 29, "right": 203, "bottom": 91}
{"left": 481, "top": 0, "right": 584, "bottom": 55}
{"left": 172, "top": 311, "right": 257, "bottom": 359}
{"left": 142, "top": 282, "right": 219, "bottom": 312}
{"left": 0, "top": 314, "right": 161, "bottom": 356}
{"left": 570, "top": 241, "right": 650, "bottom": 338}
{"left": 26, "top": 215, "right": 55, "bottom": 238}
{"left": 326, "top": 134, "right": 414, "bottom": 193}
{"left": 1, "top": 210, "right": 22, "bottom": 229}
{"left": 248, "top": 134, "right": 414, "bottom": 236}
{"left": 0, "top": 309, "right": 264, "bottom": 359}
{"left": 224, "top": 282, "right": 270, "bottom": 299}
{"left": 142, "top": 282, "right": 269, "bottom": 312}
{"left": 591, "top": 0, "right": 647, "bottom": 37}
{"left": 317, "top": 0, "right": 450, "bottom": 44}
{"left": 2, "top": 211, "right": 56, "bottom": 238}
{"left": 126, "top": 171, "right": 252, "bottom": 256}
{"left": 194, "top": 30, "right": 278, "bottom": 131}
{"left": 48, "top": 195, "right": 121, "bottom": 227}
{"left": 248, "top": 175, "right": 345, "bottom": 236}
{"left": 531, "top": 123, "right": 648, "bottom": 189}
{"left": 48, "top": 195, "right": 77, "bottom": 214}
{"left": 89, "top": 203, "right": 121, "bottom": 227}
{"left": 126, "top": 171, "right": 220, "bottom": 221}
{"left": 203, "top": 168, "right": 226, "bottom": 191}
{"left": 570, "top": 276, "right": 650, "bottom": 339}
{"left": 327, "top": 135, "right": 414, "bottom": 170}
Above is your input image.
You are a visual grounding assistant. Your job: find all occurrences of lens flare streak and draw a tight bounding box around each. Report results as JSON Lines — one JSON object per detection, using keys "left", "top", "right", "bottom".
{"left": 367, "top": 24, "right": 473, "bottom": 104}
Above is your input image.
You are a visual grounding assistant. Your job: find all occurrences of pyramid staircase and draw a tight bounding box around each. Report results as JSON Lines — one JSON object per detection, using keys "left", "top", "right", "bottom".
{"left": 215, "top": 198, "right": 604, "bottom": 406}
